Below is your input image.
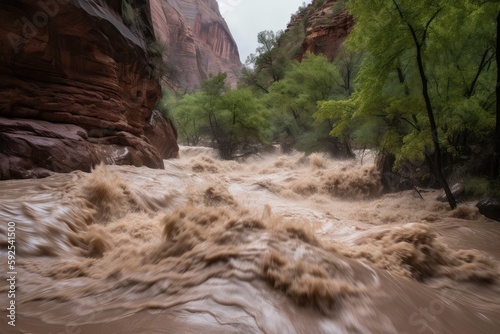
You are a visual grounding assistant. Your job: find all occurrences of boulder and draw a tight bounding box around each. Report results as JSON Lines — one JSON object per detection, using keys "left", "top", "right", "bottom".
{"left": 476, "top": 198, "right": 500, "bottom": 221}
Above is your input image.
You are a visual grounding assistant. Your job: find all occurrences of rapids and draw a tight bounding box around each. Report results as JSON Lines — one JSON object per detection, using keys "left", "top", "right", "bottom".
{"left": 1, "top": 146, "right": 499, "bottom": 333}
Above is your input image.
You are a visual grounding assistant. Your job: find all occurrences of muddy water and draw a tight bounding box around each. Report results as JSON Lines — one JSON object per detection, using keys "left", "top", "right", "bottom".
{"left": 1, "top": 147, "right": 499, "bottom": 333}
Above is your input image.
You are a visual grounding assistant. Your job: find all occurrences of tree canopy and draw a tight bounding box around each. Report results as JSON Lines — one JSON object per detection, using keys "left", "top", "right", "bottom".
{"left": 171, "top": 73, "right": 271, "bottom": 159}
{"left": 166, "top": 0, "right": 500, "bottom": 201}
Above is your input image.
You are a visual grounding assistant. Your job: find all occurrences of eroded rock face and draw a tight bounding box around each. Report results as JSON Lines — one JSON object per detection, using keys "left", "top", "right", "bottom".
{"left": 144, "top": 110, "right": 179, "bottom": 160}
{"left": 0, "top": 0, "right": 179, "bottom": 180}
{"left": 151, "top": 0, "right": 242, "bottom": 90}
{"left": 288, "top": 0, "right": 354, "bottom": 61}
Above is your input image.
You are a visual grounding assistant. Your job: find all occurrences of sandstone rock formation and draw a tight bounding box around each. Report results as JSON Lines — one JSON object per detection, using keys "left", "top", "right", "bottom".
{"left": 145, "top": 110, "right": 179, "bottom": 159}
{"left": 287, "top": 0, "right": 354, "bottom": 61}
{"left": 151, "top": 0, "right": 242, "bottom": 90}
{"left": 0, "top": 0, "right": 179, "bottom": 180}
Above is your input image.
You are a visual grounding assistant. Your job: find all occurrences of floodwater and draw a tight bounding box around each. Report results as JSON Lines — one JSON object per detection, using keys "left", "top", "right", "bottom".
{"left": 1, "top": 146, "right": 499, "bottom": 333}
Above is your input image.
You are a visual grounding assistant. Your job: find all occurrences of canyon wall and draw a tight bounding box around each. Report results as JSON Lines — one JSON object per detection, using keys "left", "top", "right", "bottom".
{"left": 0, "top": 0, "right": 242, "bottom": 180}
{"left": 151, "top": 0, "right": 242, "bottom": 90}
{"left": 0, "top": 0, "right": 179, "bottom": 180}
{"left": 288, "top": 0, "right": 354, "bottom": 61}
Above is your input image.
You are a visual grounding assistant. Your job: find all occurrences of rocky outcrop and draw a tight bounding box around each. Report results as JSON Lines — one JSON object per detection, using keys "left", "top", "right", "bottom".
{"left": 144, "top": 110, "right": 179, "bottom": 159}
{"left": 151, "top": 0, "right": 242, "bottom": 90}
{"left": 0, "top": 117, "right": 168, "bottom": 179}
{"left": 0, "top": 0, "right": 179, "bottom": 180}
{"left": 287, "top": 0, "right": 354, "bottom": 61}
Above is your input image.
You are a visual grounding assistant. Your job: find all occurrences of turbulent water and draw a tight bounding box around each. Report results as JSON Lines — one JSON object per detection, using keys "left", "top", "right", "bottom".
{"left": 1, "top": 146, "right": 500, "bottom": 333}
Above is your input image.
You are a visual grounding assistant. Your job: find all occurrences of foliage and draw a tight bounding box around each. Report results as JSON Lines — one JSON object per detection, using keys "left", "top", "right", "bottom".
{"left": 172, "top": 73, "right": 272, "bottom": 158}
{"left": 171, "top": 92, "right": 205, "bottom": 146}
{"left": 170, "top": 0, "right": 499, "bottom": 189}
{"left": 291, "top": 2, "right": 310, "bottom": 21}
{"left": 121, "top": 1, "right": 170, "bottom": 80}
{"left": 147, "top": 40, "right": 172, "bottom": 80}
{"left": 121, "top": 0, "right": 142, "bottom": 27}
{"left": 316, "top": 0, "right": 499, "bottom": 182}
{"left": 242, "top": 31, "right": 289, "bottom": 92}
{"left": 315, "top": 0, "right": 325, "bottom": 8}
{"left": 155, "top": 87, "right": 173, "bottom": 119}
{"left": 330, "top": 1, "right": 347, "bottom": 16}
{"left": 266, "top": 53, "right": 354, "bottom": 156}
{"left": 463, "top": 177, "right": 500, "bottom": 198}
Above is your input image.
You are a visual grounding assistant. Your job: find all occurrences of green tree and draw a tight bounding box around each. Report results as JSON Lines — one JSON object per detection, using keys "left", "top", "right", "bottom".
{"left": 217, "top": 88, "right": 272, "bottom": 158}
{"left": 199, "top": 72, "right": 234, "bottom": 157}
{"left": 242, "top": 30, "right": 290, "bottom": 92}
{"left": 267, "top": 53, "right": 354, "bottom": 156}
{"left": 173, "top": 73, "right": 271, "bottom": 159}
{"left": 389, "top": 0, "right": 457, "bottom": 208}
{"left": 429, "top": 1, "right": 497, "bottom": 181}
{"left": 496, "top": 8, "right": 500, "bottom": 178}
{"left": 255, "top": 30, "right": 286, "bottom": 83}
{"left": 171, "top": 92, "right": 205, "bottom": 146}
{"left": 328, "top": 0, "right": 499, "bottom": 207}
{"left": 334, "top": 47, "right": 363, "bottom": 97}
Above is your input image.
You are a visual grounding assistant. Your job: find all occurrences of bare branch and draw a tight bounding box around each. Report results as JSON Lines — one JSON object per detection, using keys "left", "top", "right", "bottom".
{"left": 392, "top": 0, "right": 421, "bottom": 47}
{"left": 466, "top": 48, "right": 495, "bottom": 98}
{"left": 422, "top": 8, "right": 442, "bottom": 43}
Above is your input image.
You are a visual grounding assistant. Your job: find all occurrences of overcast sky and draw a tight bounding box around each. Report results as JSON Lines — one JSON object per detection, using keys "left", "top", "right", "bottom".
{"left": 217, "top": 0, "right": 312, "bottom": 64}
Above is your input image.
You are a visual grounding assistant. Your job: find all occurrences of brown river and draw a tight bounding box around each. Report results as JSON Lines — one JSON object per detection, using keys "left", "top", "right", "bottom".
{"left": 1, "top": 147, "right": 500, "bottom": 333}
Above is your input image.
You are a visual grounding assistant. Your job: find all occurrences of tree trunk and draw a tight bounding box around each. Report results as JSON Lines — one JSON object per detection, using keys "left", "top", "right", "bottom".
{"left": 415, "top": 44, "right": 457, "bottom": 209}
{"left": 391, "top": 1, "right": 456, "bottom": 208}
{"left": 494, "top": 10, "right": 500, "bottom": 178}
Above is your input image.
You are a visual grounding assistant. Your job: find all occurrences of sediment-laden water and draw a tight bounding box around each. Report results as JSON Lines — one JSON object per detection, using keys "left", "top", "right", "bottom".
{"left": 1, "top": 147, "right": 499, "bottom": 333}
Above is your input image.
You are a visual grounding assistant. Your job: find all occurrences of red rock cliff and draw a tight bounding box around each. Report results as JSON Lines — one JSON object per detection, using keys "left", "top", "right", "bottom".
{"left": 0, "top": 0, "right": 179, "bottom": 180}
{"left": 151, "top": 0, "right": 242, "bottom": 90}
{"left": 288, "top": 0, "right": 354, "bottom": 61}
